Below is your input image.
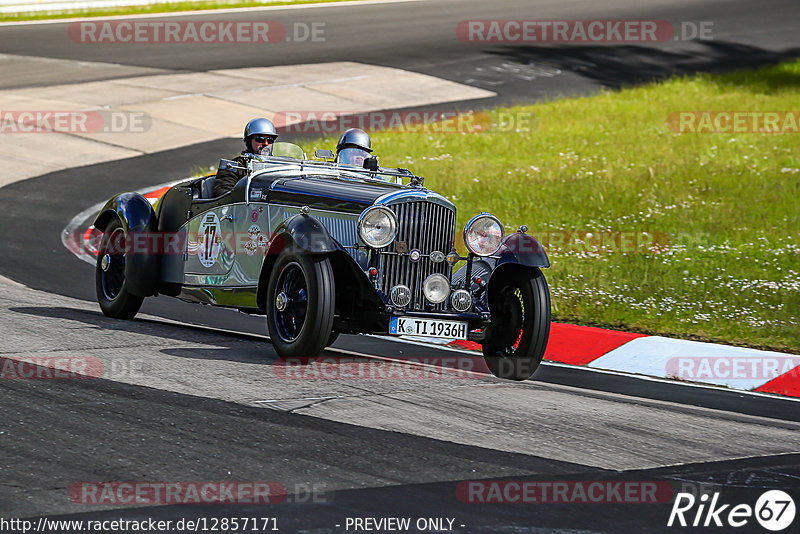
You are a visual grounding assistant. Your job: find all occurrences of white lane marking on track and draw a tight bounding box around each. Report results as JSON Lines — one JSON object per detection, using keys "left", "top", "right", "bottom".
{"left": 0, "top": 0, "right": 426, "bottom": 26}
{"left": 588, "top": 335, "right": 800, "bottom": 390}
{"left": 61, "top": 178, "right": 184, "bottom": 265}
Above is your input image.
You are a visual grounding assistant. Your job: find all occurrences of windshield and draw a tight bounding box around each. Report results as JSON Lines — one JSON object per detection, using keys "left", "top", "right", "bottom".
{"left": 247, "top": 157, "right": 408, "bottom": 186}
{"left": 272, "top": 142, "right": 306, "bottom": 159}
{"left": 337, "top": 147, "right": 370, "bottom": 168}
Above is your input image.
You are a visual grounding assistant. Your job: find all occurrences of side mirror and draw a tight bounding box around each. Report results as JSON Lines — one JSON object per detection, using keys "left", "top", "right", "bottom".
{"left": 363, "top": 157, "right": 379, "bottom": 171}
{"left": 315, "top": 149, "right": 334, "bottom": 161}
{"left": 218, "top": 158, "right": 246, "bottom": 172}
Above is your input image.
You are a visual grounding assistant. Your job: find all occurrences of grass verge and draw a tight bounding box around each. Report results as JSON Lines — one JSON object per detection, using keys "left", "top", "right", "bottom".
{"left": 0, "top": 0, "right": 353, "bottom": 23}
{"left": 300, "top": 60, "right": 800, "bottom": 353}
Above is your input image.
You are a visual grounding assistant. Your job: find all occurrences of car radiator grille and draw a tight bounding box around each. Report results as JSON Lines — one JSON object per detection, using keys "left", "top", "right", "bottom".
{"left": 379, "top": 201, "right": 456, "bottom": 310}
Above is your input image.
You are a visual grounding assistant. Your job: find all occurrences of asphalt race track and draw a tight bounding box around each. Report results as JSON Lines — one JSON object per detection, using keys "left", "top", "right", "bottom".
{"left": 1, "top": 1, "right": 800, "bottom": 532}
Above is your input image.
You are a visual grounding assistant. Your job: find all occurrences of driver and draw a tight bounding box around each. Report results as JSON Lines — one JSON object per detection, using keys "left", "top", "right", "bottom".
{"left": 213, "top": 118, "right": 278, "bottom": 197}
{"left": 335, "top": 128, "right": 372, "bottom": 167}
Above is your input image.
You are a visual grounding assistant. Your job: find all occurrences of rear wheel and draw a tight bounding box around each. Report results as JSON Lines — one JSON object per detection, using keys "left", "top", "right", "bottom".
{"left": 95, "top": 218, "right": 144, "bottom": 319}
{"left": 266, "top": 248, "right": 335, "bottom": 359}
{"left": 481, "top": 267, "right": 550, "bottom": 380}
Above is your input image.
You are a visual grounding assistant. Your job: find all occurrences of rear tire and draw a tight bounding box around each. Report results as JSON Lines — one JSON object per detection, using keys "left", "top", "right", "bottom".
{"left": 95, "top": 218, "right": 144, "bottom": 319}
{"left": 266, "top": 248, "right": 335, "bottom": 359}
{"left": 481, "top": 267, "right": 550, "bottom": 380}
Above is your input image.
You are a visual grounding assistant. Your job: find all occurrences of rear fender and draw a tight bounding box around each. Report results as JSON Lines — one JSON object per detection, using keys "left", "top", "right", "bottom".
{"left": 94, "top": 192, "right": 159, "bottom": 297}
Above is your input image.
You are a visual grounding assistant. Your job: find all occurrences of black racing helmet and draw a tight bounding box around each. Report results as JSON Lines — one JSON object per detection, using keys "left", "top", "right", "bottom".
{"left": 336, "top": 128, "right": 372, "bottom": 153}
{"left": 243, "top": 118, "right": 278, "bottom": 149}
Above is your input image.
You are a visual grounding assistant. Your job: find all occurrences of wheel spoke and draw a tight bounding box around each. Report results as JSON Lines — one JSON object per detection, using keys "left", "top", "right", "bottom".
{"left": 101, "top": 229, "right": 127, "bottom": 301}
{"left": 511, "top": 289, "right": 525, "bottom": 351}
{"left": 295, "top": 288, "right": 308, "bottom": 304}
{"left": 281, "top": 270, "right": 293, "bottom": 295}
{"left": 275, "top": 262, "right": 309, "bottom": 342}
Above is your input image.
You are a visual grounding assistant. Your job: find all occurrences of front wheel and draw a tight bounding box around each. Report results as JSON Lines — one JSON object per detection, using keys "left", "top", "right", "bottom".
{"left": 95, "top": 218, "right": 144, "bottom": 319}
{"left": 481, "top": 267, "right": 551, "bottom": 380}
{"left": 266, "top": 249, "right": 335, "bottom": 359}
{"left": 326, "top": 331, "right": 340, "bottom": 347}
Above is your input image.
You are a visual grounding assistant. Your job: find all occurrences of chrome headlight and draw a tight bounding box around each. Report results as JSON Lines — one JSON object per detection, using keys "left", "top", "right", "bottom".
{"left": 358, "top": 206, "right": 397, "bottom": 248}
{"left": 423, "top": 273, "right": 450, "bottom": 304}
{"left": 463, "top": 213, "right": 504, "bottom": 256}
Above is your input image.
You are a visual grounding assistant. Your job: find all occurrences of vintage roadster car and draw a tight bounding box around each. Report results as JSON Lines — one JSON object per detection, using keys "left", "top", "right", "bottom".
{"left": 93, "top": 142, "right": 551, "bottom": 380}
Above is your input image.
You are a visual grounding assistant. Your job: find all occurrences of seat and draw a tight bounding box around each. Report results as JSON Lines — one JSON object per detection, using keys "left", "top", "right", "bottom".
{"left": 200, "top": 176, "right": 216, "bottom": 199}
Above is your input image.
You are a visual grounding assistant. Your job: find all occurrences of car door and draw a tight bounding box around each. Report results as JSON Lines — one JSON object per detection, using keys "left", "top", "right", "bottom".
{"left": 232, "top": 202, "right": 269, "bottom": 285}
{"left": 183, "top": 203, "right": 237, "bottom": 281}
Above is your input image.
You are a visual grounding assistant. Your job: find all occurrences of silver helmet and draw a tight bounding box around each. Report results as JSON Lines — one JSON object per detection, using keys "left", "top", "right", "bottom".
{"left": 243, "top": 118, "right": 278, "bottom": 149}
{"left": 336, "top": 128, "right": 372, "bottom": 153}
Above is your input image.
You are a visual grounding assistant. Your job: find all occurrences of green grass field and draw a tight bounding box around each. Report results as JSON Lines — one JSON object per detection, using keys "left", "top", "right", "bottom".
{"left": 301, "top": 60, "right": 800, "bottom": 353}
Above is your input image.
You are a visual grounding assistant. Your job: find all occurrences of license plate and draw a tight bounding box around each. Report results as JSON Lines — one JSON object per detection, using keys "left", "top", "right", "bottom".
{"left": 389, "top": 316, "right": 468, "bottom": 340}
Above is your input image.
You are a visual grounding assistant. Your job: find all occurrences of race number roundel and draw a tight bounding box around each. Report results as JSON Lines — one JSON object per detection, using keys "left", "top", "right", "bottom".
{"left": 198, "top": 212, "right": 221, "bottom": 268}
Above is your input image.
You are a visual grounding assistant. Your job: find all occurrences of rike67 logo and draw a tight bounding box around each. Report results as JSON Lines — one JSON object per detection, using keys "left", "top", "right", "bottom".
{"left": 668, "top": 490, "right": 795, "bottom": 531}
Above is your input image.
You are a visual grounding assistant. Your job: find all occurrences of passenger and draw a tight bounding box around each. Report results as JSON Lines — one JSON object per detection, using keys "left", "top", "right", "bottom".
{"left": 213, "top": 118, "right": 278, "bottom": 197}
{"left": 335, "top": 128, "right": 372, "bottom": 167}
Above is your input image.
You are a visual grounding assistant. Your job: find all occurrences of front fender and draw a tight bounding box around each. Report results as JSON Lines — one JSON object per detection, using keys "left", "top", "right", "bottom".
{"left": 272, "top": 213, "right": 346, "bottom": 254}
{"left": 484, "top": 233, "right": 549, "bottom": 308}
{"left": 493, "top": 232, "right": 550, "bottom": 269}
{"left": 257, "top": 214, "right": 354, "bottom": 311}
{"left": 94, "top": 192, "right": 159, "bottom": 297}
{"left": 452, "top": 233, "right": 548, "bottom": 303}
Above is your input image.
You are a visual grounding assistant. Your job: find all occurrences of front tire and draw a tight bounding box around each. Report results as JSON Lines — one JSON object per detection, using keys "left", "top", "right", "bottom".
{"left": 481, "top": 267, "right": 551, "bottom": 380}
{"left": 266, "top": 249, "right": 335, "bottom": 359}
{"left": 326, "top": 331, "right": 340, "bottom": 347}
{"left": 95, "top": 218, "right": 144, "bottom": 319}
